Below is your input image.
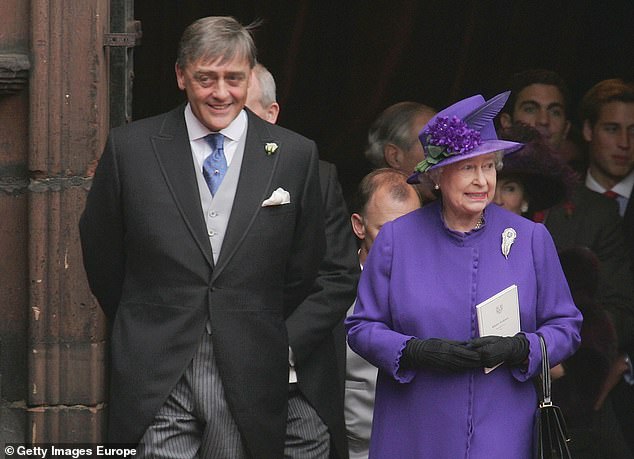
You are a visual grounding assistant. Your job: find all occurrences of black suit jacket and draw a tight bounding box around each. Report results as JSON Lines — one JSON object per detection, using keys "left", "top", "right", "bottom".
{"left": 79, "top": 106, "right": 325, "bottom": 458}
{"left": 545, "top": 184, "right": 634, "bottom": 352}
{"left": 287, "top": 160, "right": 359, "bottom": 459}
{"left": 624, "top": 195, "right": 634, "bottom": 281}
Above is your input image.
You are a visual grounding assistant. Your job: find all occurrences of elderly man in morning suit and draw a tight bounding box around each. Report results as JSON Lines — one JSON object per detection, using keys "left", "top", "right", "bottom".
{"left": 247, "top": 62, "right": 360, "bottom": 459}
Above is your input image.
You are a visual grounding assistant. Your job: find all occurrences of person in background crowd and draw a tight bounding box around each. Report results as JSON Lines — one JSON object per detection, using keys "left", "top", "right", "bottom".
{"left": 346, "top": 91, "right": 581, "bottom": 457}
{"left": 555, "top": 246, "right": 633, "bottom": 459}
{"left": 494, "top": 124, "right": 576, "bottom": 216}
{"left": 364, "top": 102, "right": 437, "bottom": 203}
{"left": 345, "top": 168, "right": 421, "bottom": 459}
{"left": 247, "top": 62, "right": 360, "bottom": 459}
{"left": 580, "top": 77, "right": 634, "bottom": 452}
{"left": 499, "top": 68, "right": 571, "bottom": 150}
{"left": 245, "top": 63, "right": 280, "bottom": 123}
{"left": 494, "top": 123, "right": 631, "bottom": 457}
{"left": 498, "top": 71, "right": 634, "bottom": 393}
{"left": 581, "top": 78, "right": 634, "bottom": 262}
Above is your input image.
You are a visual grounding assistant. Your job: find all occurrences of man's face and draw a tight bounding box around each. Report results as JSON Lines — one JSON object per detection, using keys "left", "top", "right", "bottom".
{"left": 509, "top": 83, "right": 570, "bottom": 149}
{"left": 584, "top": 101, "right": 634, "bottom": 187}
{"left": 401, "top": 112, "right": 437, "bottom": 203}
{"left": 400, "top": 112, "right": 435, "bottom": 174}
{"left": 175, "top": 54, "right": 251, "bottom": 132}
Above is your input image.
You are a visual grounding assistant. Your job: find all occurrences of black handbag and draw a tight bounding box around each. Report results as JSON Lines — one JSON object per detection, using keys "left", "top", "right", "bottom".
{"left": 534, "top": 335, "right": 572, "bottom": 459}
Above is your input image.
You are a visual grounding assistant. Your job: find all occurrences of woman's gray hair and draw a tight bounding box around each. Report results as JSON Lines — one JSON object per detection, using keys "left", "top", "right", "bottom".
{"left": 176, "top": 16, "right": 258, "bottom": 69}
{"left": 495, "top": 151, "right": 504, "bottom": 171}
{"left": 365, "top": 102, "right": 436, "bottom": 168}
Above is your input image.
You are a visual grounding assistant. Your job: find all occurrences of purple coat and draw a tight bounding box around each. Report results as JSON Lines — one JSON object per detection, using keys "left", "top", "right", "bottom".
{"left": 346, "top": 201, "right": 582, "bottom": 459}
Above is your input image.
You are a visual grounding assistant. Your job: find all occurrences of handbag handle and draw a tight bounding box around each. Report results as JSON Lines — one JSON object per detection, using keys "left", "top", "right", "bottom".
{"left": 538, "top": 335, "right": 552, "bottom": 407}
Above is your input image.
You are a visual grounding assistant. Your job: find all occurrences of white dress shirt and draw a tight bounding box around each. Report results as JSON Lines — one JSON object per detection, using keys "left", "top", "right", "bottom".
{"left": 586, "top": 169, "right": 634, "bottom": 217}
{"left": 184, "top": 103, "right": 247, "bottom": 171}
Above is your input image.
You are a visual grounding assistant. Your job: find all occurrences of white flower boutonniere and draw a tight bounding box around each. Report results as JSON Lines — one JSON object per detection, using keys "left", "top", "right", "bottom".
{"left": 265, "top": 142, "right": 279, "bottom": 155}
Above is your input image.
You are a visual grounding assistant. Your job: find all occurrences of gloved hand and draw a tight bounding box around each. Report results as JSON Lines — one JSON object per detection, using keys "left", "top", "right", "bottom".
{"left": 401, "top": 338, "right": 482, "bottom": 372}
{"left": 469, "top": 334, "right": 529, "bottom": 368}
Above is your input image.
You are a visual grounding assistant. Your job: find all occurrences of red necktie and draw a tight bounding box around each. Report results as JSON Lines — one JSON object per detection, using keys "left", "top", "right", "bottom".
{"left": 532, "top": 210, "right": 547, "bottom": 223}
{"left": 603, "top": 190, "right": 619, "bottom": 199}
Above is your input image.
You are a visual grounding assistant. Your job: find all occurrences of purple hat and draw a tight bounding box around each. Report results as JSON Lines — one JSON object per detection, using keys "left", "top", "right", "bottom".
{"left": 407, "top": 91, "right": 523, "bottom": 184}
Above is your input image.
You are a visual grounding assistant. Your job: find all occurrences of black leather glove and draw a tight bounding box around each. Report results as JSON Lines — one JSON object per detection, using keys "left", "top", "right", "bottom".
{"left": 401, "top": 338, "right": 482, "bottom": 372}
{"left": 469, "top": 334, "right": 529, "bottom": 367}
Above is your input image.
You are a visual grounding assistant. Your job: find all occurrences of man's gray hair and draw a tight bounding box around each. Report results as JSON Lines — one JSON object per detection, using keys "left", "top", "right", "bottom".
{"left": 365, "top": 102, "right": 437, "bottom": 168}
{"left": 176, "top": 16, "right": 257, "bottom": 69}
{"left": 252, "top": 63, "right": 277, "bottom": 107}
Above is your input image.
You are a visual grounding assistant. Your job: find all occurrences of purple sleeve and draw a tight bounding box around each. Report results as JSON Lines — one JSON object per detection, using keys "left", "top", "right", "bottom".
{"left": 345, "top": 221, "right": 416, "bottom": 383}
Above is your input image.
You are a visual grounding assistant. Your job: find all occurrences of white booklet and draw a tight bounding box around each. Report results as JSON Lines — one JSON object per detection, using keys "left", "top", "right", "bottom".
{"left": 476, "top": 284, "right": 520, "bottom": 373}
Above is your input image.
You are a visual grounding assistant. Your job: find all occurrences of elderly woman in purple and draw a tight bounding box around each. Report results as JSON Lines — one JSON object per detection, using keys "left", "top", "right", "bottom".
{"left": 345, "top": 92, "right": 582, "bottom": 458}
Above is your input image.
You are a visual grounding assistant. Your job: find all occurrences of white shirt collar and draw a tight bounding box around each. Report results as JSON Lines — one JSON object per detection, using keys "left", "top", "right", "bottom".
{"left": 586, "top": 168, "right": 634, "bottom": 199}
{"left": 183, "top": 103, "right": 247, "bottom": 142}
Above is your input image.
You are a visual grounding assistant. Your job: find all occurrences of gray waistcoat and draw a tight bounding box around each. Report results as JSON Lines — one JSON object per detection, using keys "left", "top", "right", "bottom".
{"left": 195, "top": 132, "right": 247, "bottom": 265}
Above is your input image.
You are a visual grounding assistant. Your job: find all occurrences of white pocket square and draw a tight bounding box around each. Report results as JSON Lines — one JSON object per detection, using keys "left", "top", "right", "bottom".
{"left": 262, "top": 187, "right": 291, "bottom": 207}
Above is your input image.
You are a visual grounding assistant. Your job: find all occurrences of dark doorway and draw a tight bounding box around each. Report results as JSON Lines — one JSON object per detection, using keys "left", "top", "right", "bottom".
{"left": 133, "top": 1, "right": 634, "bottom": 201}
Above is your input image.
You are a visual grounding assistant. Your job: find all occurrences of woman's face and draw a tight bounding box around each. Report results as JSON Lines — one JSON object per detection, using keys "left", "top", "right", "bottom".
{"left": 438, "top": 153, "right": 497, "bottom": 219}
{"left": 494, "top": 177, "right": 528, "bottom": 215}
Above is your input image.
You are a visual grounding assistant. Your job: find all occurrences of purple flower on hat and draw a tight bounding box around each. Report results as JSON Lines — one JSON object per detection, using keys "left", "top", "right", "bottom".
{"left": 415, "top": 116, "right": 482, "bottom": 172}
{"left": 426, "top": 116, "right": 482, "bottom": 153}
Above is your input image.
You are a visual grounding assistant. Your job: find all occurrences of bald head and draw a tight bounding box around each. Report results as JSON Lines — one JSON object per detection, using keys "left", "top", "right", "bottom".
{"left": 351, "top": 168, "right": 421, "bottom": 264}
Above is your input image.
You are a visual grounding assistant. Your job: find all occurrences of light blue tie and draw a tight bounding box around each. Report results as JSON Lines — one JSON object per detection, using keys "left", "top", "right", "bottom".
{"left": 202, "top": 133, "right": 227, "bottom": 196}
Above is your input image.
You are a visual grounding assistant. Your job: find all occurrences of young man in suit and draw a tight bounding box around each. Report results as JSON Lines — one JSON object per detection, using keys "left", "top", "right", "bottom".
{"left": 345, "top": 168, "right": 421, "bottom": 458}
{"left": 580, "top": 78, "right": 634, "bottom": 451}
{"left": 80, "top": 17, "right": 326, "bottom": 458}
{"left": 498, "top": 68, "right": 571, "bottom": 150}
{"left": 581, "top": 78, "right": 634, "bottom": 241}
{"left": 247, "top": 63, "right": 360, "bottom": 459}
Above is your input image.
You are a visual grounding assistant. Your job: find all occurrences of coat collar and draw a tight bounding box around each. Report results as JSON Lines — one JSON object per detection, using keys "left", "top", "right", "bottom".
{"left": 151, "top": 105, "right": 214, "bottom": 268}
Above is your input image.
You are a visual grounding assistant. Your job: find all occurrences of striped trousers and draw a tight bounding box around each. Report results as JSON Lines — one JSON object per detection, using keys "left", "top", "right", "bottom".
{"left": 136, "top": 330, "right": 329, "bottom": 458}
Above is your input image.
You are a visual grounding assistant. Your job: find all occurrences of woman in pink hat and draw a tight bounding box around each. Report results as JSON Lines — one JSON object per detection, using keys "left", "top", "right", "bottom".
{"left": 346, "top": 92, "right": 582, "bottom": 458}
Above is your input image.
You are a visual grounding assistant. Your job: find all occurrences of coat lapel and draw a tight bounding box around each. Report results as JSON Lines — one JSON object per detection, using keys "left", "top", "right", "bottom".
{"left": 151, "top": 106, "right": 214, "bottom": 268}
{"left": 212, "top": 110, "right": 280, "bottom": 279}
{"left": 624, "top": 191, "right": 634, "bottom": 227}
